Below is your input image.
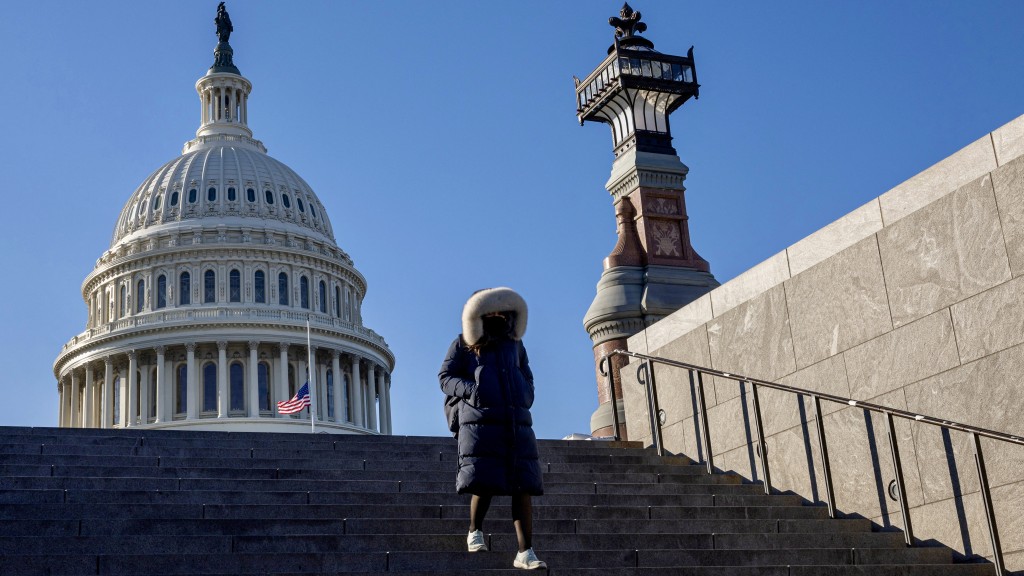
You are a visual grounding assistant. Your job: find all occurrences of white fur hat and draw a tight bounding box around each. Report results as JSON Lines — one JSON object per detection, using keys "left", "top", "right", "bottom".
{"left": 462, "top": 287, "right": 528, "bottom": 345}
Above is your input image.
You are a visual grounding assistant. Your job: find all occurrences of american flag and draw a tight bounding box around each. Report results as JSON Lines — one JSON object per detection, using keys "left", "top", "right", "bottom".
{"left": 277, "top": 382, "right": 310, "bottom": 415}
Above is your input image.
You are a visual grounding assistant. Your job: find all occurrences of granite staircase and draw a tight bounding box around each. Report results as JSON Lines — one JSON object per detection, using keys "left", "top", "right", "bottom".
{"left": 0, "top": 426, "right": 993, "bottom": 576}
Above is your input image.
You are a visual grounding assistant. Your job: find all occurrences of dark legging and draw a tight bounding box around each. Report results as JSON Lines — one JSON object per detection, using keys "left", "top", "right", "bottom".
{"left": 469, "top": 494, "right": 533, "bottom": 552}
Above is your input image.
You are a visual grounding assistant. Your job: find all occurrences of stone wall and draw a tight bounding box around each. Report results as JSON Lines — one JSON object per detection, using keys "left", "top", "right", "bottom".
{"left": 622, "top": 113, "right": 1024, "bottom": 570}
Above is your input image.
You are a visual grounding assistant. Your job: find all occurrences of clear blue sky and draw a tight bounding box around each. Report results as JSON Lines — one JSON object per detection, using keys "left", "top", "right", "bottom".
{"left": 2, "top": 1, "right": 1023, "bottom": 439}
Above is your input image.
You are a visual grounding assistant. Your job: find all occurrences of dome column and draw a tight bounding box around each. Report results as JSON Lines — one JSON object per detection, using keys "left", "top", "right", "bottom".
{"left": 69, "top": 370, "right": 81, "bottom": 428}
{"left": 139, "top": 356, "right": 150, "bottom": 425}
{"left": 83, "top": 366, "right": 95, "bottom": 428}
{"left": 331, "top": 351, "right": 342, "bottom": 424}
{"left": 60, "top": 378, "right": 70, "bottom": 427}
{"left": 217, "top": 341, "right": 228, "bottom": 418}
{"left": 154, "top": 346, "right": 166, "bottom": 424}
{"left": 57, "top": 381, "right": 64, "bottom": 428}
{"left": 370, "top": 360, "right": 382, "bottom": 428}
{"left": 116, "top": 363, "right": 127, "bottom": 428}
{"left": 276, "top": 344, "right": 289, "bottom": 417}
{"left": 378, "top": 372, "right": 391, "bottom": 435}
{"left": 126, "top": 351, "right": 138, "bottom": 427}
{"left": 185, "top": 343, "right": 197, "bottom": 420}
{"left": 247, "top": 341, "right": 260, "bottom": 417}
{"left": 102, "top": 359, "right": 113, "bottom": 428}
{"left": 350, "top": 356, "right": 363, "bottom": 427}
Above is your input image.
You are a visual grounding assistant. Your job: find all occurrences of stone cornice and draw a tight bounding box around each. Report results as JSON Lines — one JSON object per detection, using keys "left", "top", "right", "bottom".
{"left": 54, "top": 311, "right": 394, "bottom": 378}
{"left": 587, "top": 317, "right": 649, "bottom": 345}
{"left": 607, "top": 166, "right": 689, "bottom": 203}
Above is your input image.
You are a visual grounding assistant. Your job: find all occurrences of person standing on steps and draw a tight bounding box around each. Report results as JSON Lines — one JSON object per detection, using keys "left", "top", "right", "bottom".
{"left": 438, "top": 287, "right": 546, "bottom": 570}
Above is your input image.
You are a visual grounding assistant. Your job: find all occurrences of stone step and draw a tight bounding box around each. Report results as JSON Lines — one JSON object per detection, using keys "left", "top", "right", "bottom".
{"left": 0, "top": 465, "right": 740, "bottom": 486}
{"left": 0, "top": 517, "right": 874, "bottom": 537}
{"left": 0, "top": 547, "right": 960, "bottom": 575}
{"left": 0, "top": 531, "right": 910, "bottom": 556}
{"left": 0, "top": 453, "right": 700, "bottom": 474}
{"left": 0, "top": 435, "right": 641, "bottom": 454}
{"left": 11, "top": 488, "right": 803, "bottom": 508}
{"left": 0, "top": 502, "right": 829, "bottom": 521}
{"left": 0, "top": 476, "right": 766, "bottom": 495}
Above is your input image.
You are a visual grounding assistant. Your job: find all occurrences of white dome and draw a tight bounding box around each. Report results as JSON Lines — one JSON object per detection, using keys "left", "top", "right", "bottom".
{"left": 112, "top": 143, "right": 335, "bottom": 249}
{"left": 54, "top": 9, "right": 392, "bottom": 436}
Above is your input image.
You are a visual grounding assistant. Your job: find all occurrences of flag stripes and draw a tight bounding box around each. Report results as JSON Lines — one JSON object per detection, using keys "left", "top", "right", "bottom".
{"left": 277, "top": 382, "right": 310, "bottom": 415}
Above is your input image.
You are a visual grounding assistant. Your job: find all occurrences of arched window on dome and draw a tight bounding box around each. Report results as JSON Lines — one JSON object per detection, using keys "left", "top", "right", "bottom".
{"left": 310, "top": 203, "right": 317, "bottom": 219}
{"left": 230, "top": 362, "right": 244, "bottom": 412}
{"left": 179, "top": 272, "right": 191, "bottom": 305}
{"left": 227, "top": 187, "right": 236, "bottom": 202}
{"left": 246, "top": 188, "right": 256, "bottom": 203}
{"left": 229, "top": 269, "right": 241, "bottom": 303}
{"left": 207, "top": 187, "right": 217, "bottom": 202}
{"left": 282, "top": 193, "right": 291, "bottom": 209}
{"left": 258, "top": 362, "right": 271, "bottom": 412}
{"left": 300, "top": 276, "right": 310, "bottom": 310}
{"left": 175, "top": 364, "right": 187, "bottom": 416}
{"left": 153, "top": 195, "right": 162, "bottom": 211}
{"left": 202, "top": 362, "right": 217, "bottom": 413}
{"left": 254, "top": 270, "right": 266, "bottom": 303}
{"left": 334, "top": 286, "right": 341, "bottom": 318}
{"left": 297, "top": 198, "right": 305, "bottom": 213}
{"left": 156, "top": 275, "right": 167, "bottom": 309}
{"left": 170, "top": 191, "right": 179, "bottom": 207}
{"left": 189, "top": 188, "right": 198, "bottom": 204}
{"left": 278, "top": 273, "right": 289, "bottom": 306}
{"left": 326, "top": 369, "right": 334, "bottom": 420}
{"left": 120, "top": 284, "right": 127, "bottom": 318}
{"left": 204, "top": 270, "right": 216, "bottom": 303}
{"left": 265, "top": 190, "right": 274, "bottom": 205}
{"left": 136, "top": 280, "right": 145, "bottom": 313}
{"left": 318, "top": 281, "right": 327, "bottom": 313}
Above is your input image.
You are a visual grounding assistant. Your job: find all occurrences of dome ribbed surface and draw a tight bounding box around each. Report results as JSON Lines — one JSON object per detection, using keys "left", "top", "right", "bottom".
{"left": 111, "top": 145, "right": 335, "bottom": 247}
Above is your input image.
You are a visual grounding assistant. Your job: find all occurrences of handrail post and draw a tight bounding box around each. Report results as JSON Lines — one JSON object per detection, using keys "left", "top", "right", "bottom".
{"left": 599, "top": 355, "right": 621, "bottom": 441}
{"left": 813, "top": 396, "right": 837, "bottom": 518}
{"left": 690, "top": 369, "right": 714, "bottom": 474}
{"left": 971, "top": 432, "right": 1005, "bottom": 576}
{"left": 749, "top": 382, "right": 772, "bottom": 494}
{"left": 884, "top": 412, "right": 914, "bottom": 546}
{"left": 640, "top": 360, "right": 664, "bottom": 457}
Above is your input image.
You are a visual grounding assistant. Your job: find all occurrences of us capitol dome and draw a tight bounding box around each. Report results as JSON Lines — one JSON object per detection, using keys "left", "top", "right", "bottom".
{"left": 52, "top": 4, "right": 394, "bottom": 434}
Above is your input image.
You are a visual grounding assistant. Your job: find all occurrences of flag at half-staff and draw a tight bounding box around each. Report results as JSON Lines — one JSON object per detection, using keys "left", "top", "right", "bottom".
{"left": 277, "top": 382, "right": 311, "bottom": 415}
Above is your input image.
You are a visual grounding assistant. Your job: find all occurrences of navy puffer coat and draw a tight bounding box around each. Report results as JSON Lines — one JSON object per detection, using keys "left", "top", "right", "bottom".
{"left": 439, "top": 335, "right": 543, "bottom": 496}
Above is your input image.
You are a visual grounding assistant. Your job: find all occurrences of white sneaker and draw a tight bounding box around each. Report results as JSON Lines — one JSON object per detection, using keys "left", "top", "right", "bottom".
{"left": 514, "top": 548, "right": 547, "bottom": 569}
{"left": 467, "top": 529, "right": 487, "bottom": 552}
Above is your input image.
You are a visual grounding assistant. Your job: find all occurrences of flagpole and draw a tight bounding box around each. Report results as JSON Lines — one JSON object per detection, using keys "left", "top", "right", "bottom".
{"left": 307, "top": 314, "right": 316, "bottom": 434}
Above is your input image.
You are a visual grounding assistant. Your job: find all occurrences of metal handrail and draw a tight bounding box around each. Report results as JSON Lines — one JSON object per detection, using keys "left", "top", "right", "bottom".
{"left": 601, "top": 348, "right": 1018, "bottom": 576}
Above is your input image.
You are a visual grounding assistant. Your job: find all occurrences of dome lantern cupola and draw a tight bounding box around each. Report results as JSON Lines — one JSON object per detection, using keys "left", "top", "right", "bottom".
{"left": 189, "top": 2, "right": 261, "bottom": 152}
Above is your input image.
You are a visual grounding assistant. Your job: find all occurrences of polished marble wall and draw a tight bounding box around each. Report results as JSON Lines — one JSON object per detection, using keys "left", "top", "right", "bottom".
{"left": 622, "top": 113, "right": 1024, "bottom": 569}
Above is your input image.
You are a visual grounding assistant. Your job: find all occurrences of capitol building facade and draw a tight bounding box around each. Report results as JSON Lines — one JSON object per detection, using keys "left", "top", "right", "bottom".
{"left": 52, "top": 9, "right": 394, "bottom": 434}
